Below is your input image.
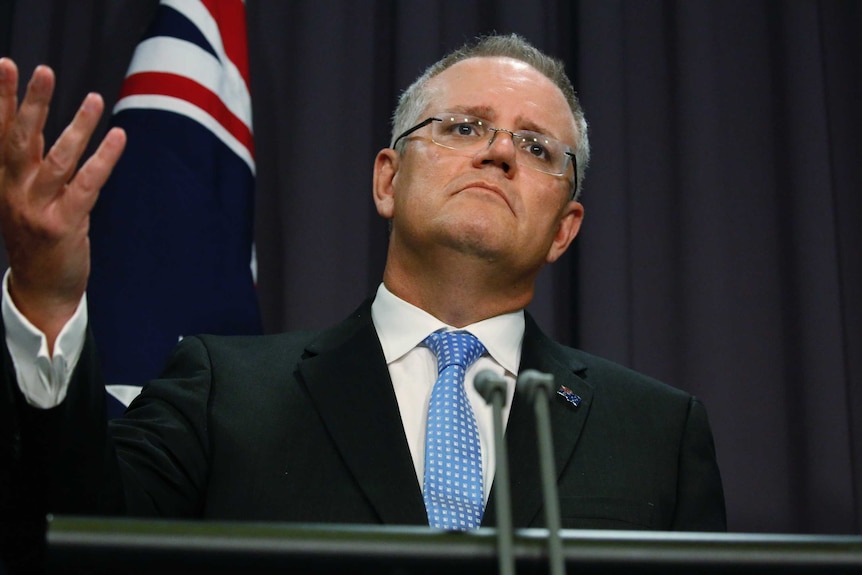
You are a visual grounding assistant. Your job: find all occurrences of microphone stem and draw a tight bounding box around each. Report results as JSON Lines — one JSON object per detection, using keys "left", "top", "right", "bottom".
{"left": 488, "top": 386, "right": 515, "bottom": 575}
{"left": 532, "top": 390, "right": 565, "bottom": 575}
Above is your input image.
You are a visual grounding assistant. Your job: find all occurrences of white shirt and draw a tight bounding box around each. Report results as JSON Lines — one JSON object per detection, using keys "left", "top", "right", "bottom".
{"left": 2, "top": 270, "right": 522, "bottom": 502}
{"left": 371, "top": 283, "right": 521, "bottom": 501}
{"left": 2, "top": 269, "right": 87, "bottom": 408}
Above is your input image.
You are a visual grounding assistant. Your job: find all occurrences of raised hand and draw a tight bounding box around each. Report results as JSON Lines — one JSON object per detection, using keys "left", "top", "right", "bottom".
{"left": 0, "top": 58, "right": 126, "bottom": 351}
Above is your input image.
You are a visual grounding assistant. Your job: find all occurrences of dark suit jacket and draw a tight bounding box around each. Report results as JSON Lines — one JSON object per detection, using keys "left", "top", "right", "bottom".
{"left": 4, "top": 299, "right": 726, "bottom": 532}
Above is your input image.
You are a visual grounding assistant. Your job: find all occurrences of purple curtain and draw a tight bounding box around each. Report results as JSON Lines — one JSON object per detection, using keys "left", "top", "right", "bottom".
{"left": 2, "top": 0, "right": 859, "bottom": 535}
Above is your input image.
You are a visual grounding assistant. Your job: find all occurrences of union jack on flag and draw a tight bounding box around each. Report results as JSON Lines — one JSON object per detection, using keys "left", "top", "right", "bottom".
{"left": 88, "top": 0, "right": 262, "bottom": 418}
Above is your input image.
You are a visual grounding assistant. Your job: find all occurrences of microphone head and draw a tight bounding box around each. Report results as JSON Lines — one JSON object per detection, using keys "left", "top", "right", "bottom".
{"left": 474, "top": 369, "right": 507, "bottom": 403}
{"left": 516, "top": 369, "right": 555, "bottom": 402}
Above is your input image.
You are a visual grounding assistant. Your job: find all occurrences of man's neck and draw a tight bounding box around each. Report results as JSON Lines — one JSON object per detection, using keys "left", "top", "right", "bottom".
{"left": 381, "top": 254, "right": 535, "bottom": 328}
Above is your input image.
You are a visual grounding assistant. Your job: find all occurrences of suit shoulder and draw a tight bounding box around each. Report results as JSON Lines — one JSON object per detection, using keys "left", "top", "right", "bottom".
{"left": 524, "top": 314, "right": 690, "bottom": 402}
{"left": 558, "top": 343, "right": 692, "bottom": 402}
{"left": 170, "top": 299, "right": 376, "bottom": 376}
{"left": 180, "top": 331, "right": 320, "bottom": 366}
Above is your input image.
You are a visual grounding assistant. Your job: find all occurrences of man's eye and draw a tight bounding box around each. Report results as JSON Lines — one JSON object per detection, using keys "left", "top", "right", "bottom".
{"left": 452, "top": 122, "right": 480, "bottom": 137}
{"left": 528, "top": 143, "right": 547, "bottom": 158}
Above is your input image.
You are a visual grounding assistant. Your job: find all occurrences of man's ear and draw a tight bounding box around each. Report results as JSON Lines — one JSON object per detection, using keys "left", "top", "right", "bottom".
{"left": 545, "top": 200, "right": 584, "bottom": 264}
{"left": 373, "top": 148, "right": 399, "bottom": 219}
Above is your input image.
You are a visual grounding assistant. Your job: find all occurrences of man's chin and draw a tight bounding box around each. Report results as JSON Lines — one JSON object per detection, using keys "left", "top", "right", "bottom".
{"left": 439, "top": 227, "right": 508, "bottom": 263}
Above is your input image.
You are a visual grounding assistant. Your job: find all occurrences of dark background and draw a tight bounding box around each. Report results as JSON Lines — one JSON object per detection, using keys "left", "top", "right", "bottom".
{"left": 1, "top": 0, "right": 859, "bottom": 535}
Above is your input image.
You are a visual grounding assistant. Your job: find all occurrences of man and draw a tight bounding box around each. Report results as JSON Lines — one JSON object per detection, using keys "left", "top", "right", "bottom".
{"left": 0, "top": 33, "right": 726, "bottom": 540}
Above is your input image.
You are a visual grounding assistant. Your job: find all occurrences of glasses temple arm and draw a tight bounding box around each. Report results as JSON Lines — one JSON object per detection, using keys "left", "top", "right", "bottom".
{"left": 391, "top": 117, "right": 441, "bottom": 149}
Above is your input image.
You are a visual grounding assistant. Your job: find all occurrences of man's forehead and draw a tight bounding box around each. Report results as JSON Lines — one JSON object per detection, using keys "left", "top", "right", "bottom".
{"left": 427, "top": 56, "right": 540, "bottom": 92}
{"left": 440, "top": 55, "right": 538, "bottom": 77}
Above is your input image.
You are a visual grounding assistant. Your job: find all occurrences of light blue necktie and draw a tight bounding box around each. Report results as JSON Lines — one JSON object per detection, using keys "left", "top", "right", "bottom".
{"left": 422, "top": 330, "right": 487, "bottom": 530}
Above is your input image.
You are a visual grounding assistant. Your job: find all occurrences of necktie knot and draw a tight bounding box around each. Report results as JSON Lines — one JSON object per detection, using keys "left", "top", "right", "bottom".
{"left": 423, "top": 330, "right": 486, "bottom": 372}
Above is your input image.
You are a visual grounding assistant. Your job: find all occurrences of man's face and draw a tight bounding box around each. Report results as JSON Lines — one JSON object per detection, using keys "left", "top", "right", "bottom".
{"left": 375, "top": 56, "right": 584, "bottom": 281}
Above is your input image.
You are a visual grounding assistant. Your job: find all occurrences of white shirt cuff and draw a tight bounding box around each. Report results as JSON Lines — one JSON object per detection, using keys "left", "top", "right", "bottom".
{"left": 2, "top": 268, "right": 88, "bottom": 408}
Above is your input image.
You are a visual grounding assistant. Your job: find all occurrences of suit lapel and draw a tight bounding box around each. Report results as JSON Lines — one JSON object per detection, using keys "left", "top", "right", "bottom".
{"left": 484, "top": 314, "right": 594, "bottom": 527}
{"left": 297, "top": 303, "right": 428, "bottom": 526}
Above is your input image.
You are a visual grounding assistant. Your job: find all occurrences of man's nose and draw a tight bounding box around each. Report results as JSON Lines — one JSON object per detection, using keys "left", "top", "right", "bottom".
{"left": 473, "top": 128, "right": 518, "bottom": 174}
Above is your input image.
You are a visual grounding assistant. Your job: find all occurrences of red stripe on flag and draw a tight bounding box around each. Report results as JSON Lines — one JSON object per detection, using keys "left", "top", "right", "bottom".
{"left": 200, "top": 0, "right": 251, "bottom": 91}
{"left": 119, "top": 71, "right": 254, "bottom": 158}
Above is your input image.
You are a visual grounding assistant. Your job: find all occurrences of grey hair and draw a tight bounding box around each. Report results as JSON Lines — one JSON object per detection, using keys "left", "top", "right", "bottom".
{"left": 390, "top": 33, "right": 590, "bottom": 200}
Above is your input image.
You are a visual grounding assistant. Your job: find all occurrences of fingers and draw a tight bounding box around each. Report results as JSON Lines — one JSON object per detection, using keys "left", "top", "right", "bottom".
{"left": 36, "top": 92, "right": 107, "bottom": 199}
{"left": 3, "top": 63, "right": 55, "bottom": 172}
{"left": 0, "top": 58, "right": 21, "bottom": 152}
{"left": 64, "top": 126, "right": 126, "bottom": 215}
{"left": 0, "top": 59, "right": 125, "bottom": 221}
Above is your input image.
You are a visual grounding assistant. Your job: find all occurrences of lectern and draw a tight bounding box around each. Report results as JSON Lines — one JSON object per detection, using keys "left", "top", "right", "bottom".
{"left": 44, "top": 515, "right": 862, "bottom": 574}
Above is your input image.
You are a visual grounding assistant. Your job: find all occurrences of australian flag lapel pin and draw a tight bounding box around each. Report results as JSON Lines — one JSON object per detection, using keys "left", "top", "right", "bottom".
{"left": 557, "top": 385, "right": 581, "bottom": 407}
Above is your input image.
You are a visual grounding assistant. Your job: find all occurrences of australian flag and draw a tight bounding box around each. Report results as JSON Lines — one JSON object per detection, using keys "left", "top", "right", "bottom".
{"left": 89, "top": 0, "right": 262, "bottom": 417}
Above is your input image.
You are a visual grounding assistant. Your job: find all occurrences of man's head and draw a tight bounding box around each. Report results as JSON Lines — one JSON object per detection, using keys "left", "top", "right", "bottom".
{"left": 373, "top": 34, "right": 587, "bottom": 324}
{"left": 390, "top": 33, "right": 589, "bottom": 201}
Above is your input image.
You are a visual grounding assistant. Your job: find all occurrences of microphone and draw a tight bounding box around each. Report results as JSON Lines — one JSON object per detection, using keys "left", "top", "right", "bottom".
{"left": 517, "top": 369, "right": 565, "bottom": 575}
{"left": 474, "top": 369, "right": 515, "bottom": 575}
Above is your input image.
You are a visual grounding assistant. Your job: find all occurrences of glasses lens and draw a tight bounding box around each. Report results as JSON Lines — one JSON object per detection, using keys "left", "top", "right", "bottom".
{"left": 430, "top": 114, "right": 488, "bottom": 148}
{"left": 430, "top": 113, "right": 571, "bottom": 176}
{"left": 511, "top": 132, "right": 569, "bottom": 176}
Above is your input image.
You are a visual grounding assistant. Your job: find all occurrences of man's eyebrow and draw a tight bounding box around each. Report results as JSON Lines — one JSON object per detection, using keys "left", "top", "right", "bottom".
{"left": 443, "top": 105, "right": 561, "bottom": 140}
{"left": 517, "top": 117, "right": 553, "bottom": 136}
{"left": 444, "top": 105, "right": 496, "bottom": 119}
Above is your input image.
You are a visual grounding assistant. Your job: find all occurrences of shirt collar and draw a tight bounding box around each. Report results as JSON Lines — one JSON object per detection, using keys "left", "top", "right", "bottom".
{"left": 370, "top": 282, "right": 524, "bottom": 375}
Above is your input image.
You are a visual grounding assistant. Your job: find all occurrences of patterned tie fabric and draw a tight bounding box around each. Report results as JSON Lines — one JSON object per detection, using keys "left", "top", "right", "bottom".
{"left": 422, "top": 330, "right": 487, "bottom": 530}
